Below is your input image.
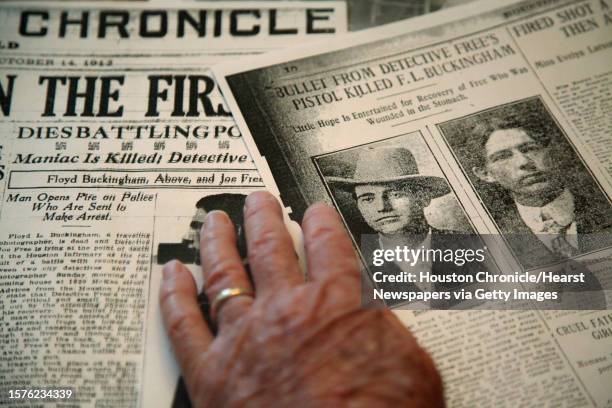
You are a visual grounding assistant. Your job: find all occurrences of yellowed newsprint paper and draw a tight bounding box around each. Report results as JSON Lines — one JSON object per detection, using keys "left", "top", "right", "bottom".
{"left": 0, "top": 1, "right": 346, "bottom": 406}
{"left": 215, "top": 0, "right": 612, "bottom": 406}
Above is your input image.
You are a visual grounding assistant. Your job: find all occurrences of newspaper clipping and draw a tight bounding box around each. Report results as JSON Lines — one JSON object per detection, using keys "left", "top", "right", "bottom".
{"left": 216, "top": 0, "right": 612, "bottom": 405}
{"left": 0, "top": 1, "right": 346, "bottom": 406}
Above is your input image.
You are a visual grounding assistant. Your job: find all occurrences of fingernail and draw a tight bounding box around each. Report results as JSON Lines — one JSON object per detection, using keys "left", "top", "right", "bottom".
{"left": 245, "top": 191, "right": 274, "bottom": 210}
{"left": 204, "top": 210, "right": 229, "bottom": 228}
{"left": 162, "top": 261, "right": 180, "bottom": 280}
{"left": 308, "top": 202, "right": 331, "bottom": 213}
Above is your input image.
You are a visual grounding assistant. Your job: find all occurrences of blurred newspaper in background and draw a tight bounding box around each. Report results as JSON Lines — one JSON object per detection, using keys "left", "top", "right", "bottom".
{"left": 172, "top": 0, "right": 476, "bottom": 30}
{"left": 216, "top": 0, "right": 612, "bottom": 405}
{"left": 343, "top": 0, "right": 474, "bottom": 30}
{"left": 0, "top": 1, "right": 346, "bottom": 406}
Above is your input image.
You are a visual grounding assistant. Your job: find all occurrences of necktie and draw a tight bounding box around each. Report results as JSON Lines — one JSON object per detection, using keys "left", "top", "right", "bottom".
{"left": 540, "top": 210, "right": 578, "bottom": 258}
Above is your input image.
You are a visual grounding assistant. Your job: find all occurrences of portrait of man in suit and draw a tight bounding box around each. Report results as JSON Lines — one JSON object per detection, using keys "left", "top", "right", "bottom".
{"left": 321, "top": 143, "right": 484, "bottom": 308}
{"left": 438, "top": 97, "right": 612, "bottom": 270}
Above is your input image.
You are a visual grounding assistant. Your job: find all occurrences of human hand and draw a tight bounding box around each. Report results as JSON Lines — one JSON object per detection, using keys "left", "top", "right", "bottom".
{"left": 160, "top": 191, "right": 444, "bottom": 407}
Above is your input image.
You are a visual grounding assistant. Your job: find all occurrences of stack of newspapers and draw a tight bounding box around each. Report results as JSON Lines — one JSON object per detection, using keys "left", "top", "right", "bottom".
{"left": 1, "top": 0, "right": 611, "bottom": 406}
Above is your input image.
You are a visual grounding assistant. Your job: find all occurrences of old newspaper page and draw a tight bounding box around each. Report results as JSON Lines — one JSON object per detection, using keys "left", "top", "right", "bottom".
{"left": 0, "top": 1, "right": 346, "bottom": 406}
{"left": 216, "top": 0, "right": 612, "bottom": 406}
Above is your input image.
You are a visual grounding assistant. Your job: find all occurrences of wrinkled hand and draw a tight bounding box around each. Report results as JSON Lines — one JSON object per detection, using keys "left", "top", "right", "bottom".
{"left": 160, "top": 191, "right": 443, "bottom": 407}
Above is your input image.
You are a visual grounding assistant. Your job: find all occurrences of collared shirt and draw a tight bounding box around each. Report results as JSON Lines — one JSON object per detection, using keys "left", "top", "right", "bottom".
{"left": 516, "top": 188, "right": 578, "bottom": 252}
{"left": 378, "top": 230, "right": 433, "bottom": 293}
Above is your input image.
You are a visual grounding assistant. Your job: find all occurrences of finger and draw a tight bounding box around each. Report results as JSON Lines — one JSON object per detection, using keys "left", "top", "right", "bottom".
{"left": 160, "top": 260, "right": 212, "bottom": 380}
{"left": 244, "top": 191, "right": 303, "bottom": 295}
{"left": 200, "top": 210, "right": 254, "bottom": 329}
{"left": 302, "top": 202, "right": 360, "bottom": 282}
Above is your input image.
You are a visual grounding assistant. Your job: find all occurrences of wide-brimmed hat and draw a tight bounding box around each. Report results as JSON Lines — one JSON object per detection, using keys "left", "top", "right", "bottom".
{"left": 327, "top": 146, "right": 450, "bottom": 198}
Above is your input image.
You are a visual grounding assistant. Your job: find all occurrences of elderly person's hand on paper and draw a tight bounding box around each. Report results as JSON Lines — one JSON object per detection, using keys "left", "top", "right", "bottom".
{"left": 160, "top": 191, "right": 444, "bottom": 407}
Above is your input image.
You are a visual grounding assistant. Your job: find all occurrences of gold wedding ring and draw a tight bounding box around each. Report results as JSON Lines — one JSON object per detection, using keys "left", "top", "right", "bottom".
{"left": 210, "top": 287, "right": 254, "bottom": 324}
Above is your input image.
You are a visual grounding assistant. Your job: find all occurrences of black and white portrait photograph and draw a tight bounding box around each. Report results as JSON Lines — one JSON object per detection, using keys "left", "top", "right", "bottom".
{"left": 313, "top": 133, "right": 485, "bottom": 308}
{"left": 437, "top": 97, "right": 612, "bottom": 270}
{"left": 153, "top": 192, "right": 248, "bottom": 408}
{"left": 156, "top": 193, "right": 248, "bottom": 266}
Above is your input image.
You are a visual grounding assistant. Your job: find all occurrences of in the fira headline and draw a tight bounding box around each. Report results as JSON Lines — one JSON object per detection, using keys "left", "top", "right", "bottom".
{"left": 0, "top": 74, "right": 231, "bottom": 118}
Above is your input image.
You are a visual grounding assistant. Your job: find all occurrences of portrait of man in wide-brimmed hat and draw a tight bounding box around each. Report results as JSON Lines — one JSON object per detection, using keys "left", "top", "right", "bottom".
{"left": 323, "top": 145, "right": 482, "bottom": 308}
{"left": 327, "top": 146, "right": 451, "bottom": 238}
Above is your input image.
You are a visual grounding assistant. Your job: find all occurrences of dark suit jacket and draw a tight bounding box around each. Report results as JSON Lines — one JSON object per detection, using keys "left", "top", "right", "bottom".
{"left": 494, "top": 189, "right": 612, "bottom": 270}
{"left": 361, "top": 228, "right": 487, "bottom": 308}
{"left": 489, "top": 188, "right": 610, "bottom": 308}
